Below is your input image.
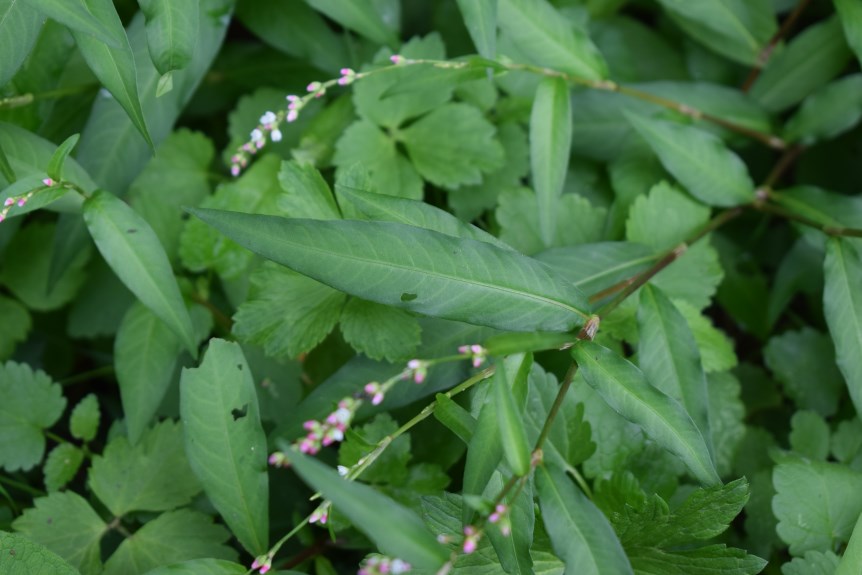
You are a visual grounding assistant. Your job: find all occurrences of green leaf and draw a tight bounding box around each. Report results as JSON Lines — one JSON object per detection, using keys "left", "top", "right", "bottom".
{"left": 783, "top": 551, "right": 841, "bottom": 575}
{"left": 706, "top": 371, "right": 746, "bottom": 477}
{"left": 831, "top": 418, "right": 862, "bottom": 468}
{"left": 626, "top": 113, "right": 755, "bottom": 207}
{"left": 837, "top": 513, "right": 862, "bottom": 575}
{"left": 278, "top": 159, "right": 341, "bottom": 220}
{"left": 139, "top": 0, "right": 198, "bottom": 78}
{"left": 0, "top": 174, "right": 75, "bottom": 222}
{"left": 530, "top": 77, "right": 571, "bottom": 248}
{"left": 494, "top": 361, "right": 532, "bottom": 476}
{"left": 0, "top": 295, "right": 31, "bottom": 360}
{"left": 498, "top": 0, "right": 607, "bottom": 81}
{"left": 304, "top": 0, "right": 396, "bottom": 46}
{"left": 593, "top": 16, "right": 688, "bottom": 83}
{"left": 626, "top": 182, "right": 710, "bottom": 251}
{"left": 836, "top": 0, "right": 862, "bottom": 67}
{"left": 784, "top": 75, "right": 862, "bottom": 145}
{"left": 789, "top": 411, "right": 830, "bottom": 461}
{"left": 750, "top": 16, "right": 852, "bottom": 113}
{"left": 12, "top": 491, "right": 106, "bottom": 574}
{"left": 537, "top": 242, "right": 656, "bottom": 298}
{"left": 140, "top": 559, "right": 246, "bottom": 575}
{"left": 773, "top": 456, "right": 862, "bottom": 555}
{"left": 89, "top": 420, "right": 202, "bottom": 516}
{"left": 536, "top": 463, "right": 633, "bottom": 575}
{"left": 189, "top": 210, "right": 591, "bottom": 332}
{"left": 401, "top": 103, "right": 504, "bottom": 190}
{"left": 0, "top": 361, "right": 66, "bottom": 472}
{"left": 0, "top": 0, "right": 44, "bottom": 87}
{"left": 629, "top": 545, "right": 767, "bottom": 575}
{"left": 339, "top": 414, "right": 411, "bottom": 485}
{"left": 43, "top": 443, "right": 84, "bottom": 492}
{"left": 84, "top": 190, "right": 196, "bottom": 355}
{"left": 823, "top": 239, "right": 862, "bottom": 419}
{"left": 676, "top": 301, "right": 738, "bottom": 373}
{"left": 45, "top": 134, "right": 80, "bottom": 181}
{"left": 637, "top": 285, "right": 713, "bottom": 460}
{"left": 103, "top": 509, "right": 236, "bottom": 575}
{"left": 28, "top": 0, "right": 123, "bottom": 47}
{"left": 69, "top": 393, "right": 99, "bottom": 442}
{"left": 180, "top": 339, "right": 269, "bottom": 555}
{"left": 283, "top": 450, "right": 450, "bottom": 569}
{"left": 0, "top": 531, "right": 78, "bottom": 575}
{"left": 483, "top": 331, "right": 574, "bottom": 357}
{"left": 340, "top": 298, "right": 421, "bottom": 362}
{"left": 653, "top": 0, "right": 776, "bottom": 66}
{"left": 463, "top": 387, "right": 504, "bottom": 523}
{"left": 572, "top": 341, "right": 720, "bottom": 486}
{"left": 0, "top": 122, "right": 97, "bottom": 191}
{"left": 434, "top": 394, "right": 477, "bottom": 444}
{"left": 457, "top": 0, "right": 497, "bottom": 58}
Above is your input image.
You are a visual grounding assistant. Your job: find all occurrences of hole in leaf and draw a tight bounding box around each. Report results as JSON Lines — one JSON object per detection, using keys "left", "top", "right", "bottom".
{"left": 231, "top": 404, "right": 248, "bottom": 421}
{"left": 400, "top": 292, "right": 417, "bottom": 302}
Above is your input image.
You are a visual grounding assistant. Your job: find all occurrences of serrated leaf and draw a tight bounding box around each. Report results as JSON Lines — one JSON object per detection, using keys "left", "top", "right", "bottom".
{"left": 283, "top": 450, "right": 450, "bottom": 569}
{"left": 89, "top": 420, "right": 202, "bottom": 516}
{"left": 84, "top": 190, "right": 196, "bottom": 355}
{"left": 12, "top": 491, "right": 106, "bottom": 573}
{"left": 43, "top": 444, "right": 84, "bottom": 492}
{"left": 572, "top": 342, "right": 720, "bottom": 486}
{"left": 823, "top": 239, "right": 862, "bottom": 419}
{"left": 0, "top": 295, "right": 31, "bottom": 360}
{"left": 785, "top": 75, "right": 862, "bottom": 145}
{"left": 304, "top": 0, "right": 396, "bottom": 46}
{"left": 627, "top": 113, "right": 754, "bottom": 207}
{"left": 189, "top": 210, "right": 591, "bottom": 332}
{"left": 401, "top": 103, "right": 504, "bottom": 190}
{"left": 498, "top": 0, "right": 607, "bottom": 80}
{"left": 180, "top": 339, "right": 269, "bottom": 555}
{"left": 628, "top": 545, "right": 767, "bottom": 575}
{"left": 340, "top": 298, "right": 421, "bottom": 362}
{"left": 0, "top": 531, "right": 78, "bottom": 575}
{"left": 0, "top": 361, "right": 66, "bottom": 472}
{"left": 626, "top": 182, "right": 710, "bottom": 251}
{"left": 0, "top": 0, "right": 44, "bottom": 87}
{"left": 789, "top": 411, "right": 830, "bottom": 461}
{"left": 783, "top": 551, "right": 841, "bottom": 575}
{"left": 46, "top": 134, "right": 80, "bottom": 181}
{"left": 338, "top": 414, "right": 410, "bottom": 485}
{"left": 676, "top": 301, "right": 738, "bottom": 373}
{"left": 69, "top": 393, "right": 99, "bottom": 442}
{"left": 457, "top": 0, "right": 497, "bottom": 58}
{"left": 103, "top": 509, "right": 236, "bottom": 575}
{"left": 278, "top": 159, "right": 341, "bottom": 220}
{"left": 706, "top": 371, "right": 746, "bottom": 477}
{"left": 139, "top": 0, "right": 198, "bottom": 78}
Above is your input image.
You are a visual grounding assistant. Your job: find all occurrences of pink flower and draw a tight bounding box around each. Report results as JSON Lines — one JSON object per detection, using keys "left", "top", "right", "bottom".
{"left": 42, "top": 177, "right": 54, "bottom": 186}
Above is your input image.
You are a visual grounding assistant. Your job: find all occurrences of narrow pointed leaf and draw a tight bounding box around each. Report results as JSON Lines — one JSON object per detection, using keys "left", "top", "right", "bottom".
{"left": 46, "top": 134, "right": 80, "bottom": 181}
{"left": 180, "top": 339, "right": 269, "bottom": 555}
{"left": 823, "top": 239, "right": 862, "bottom": 418}
{"left": 494, "top": 361, "right": 532, "bottom": 476}
{"left": 284, "top": 450, "right": 449, "bottom": 570}
{"left": 434, "top": 394, "right": 476, "bottom": 444}
{"left": 463, "top": 394, "right": 503, "bottom": 523}
{"left": 626, "top": 113, "right": 754, "bottom": 207}
{"left": 531, "top": 77, "right": 572, "bottom": 248}
{"left": 484, "top": 331, "right": 574, "bottom": 356}
{"left": 139, "top": 0, "right": 199, "bottom": 77}
{"left": 572, "top": 341, "right": 720, "bottom": 485}
{"left": 836, "top": 513, "right": 862, "bottom": 575}
{"left": 188, "top": 210, "right": 590, "bottom": 332}
{"left": 303, "top": 0, "right": 397, "bottom": 47}
{"left": 83, "top": 191, "right": 196, "bottom": 356}
{"left": 456, "top": 0, "right": 497, "bottom": 58}
{"left": 28, "top": 0, "right": 123, "bottom": 47}
{"left": 0, "top": 0, "right": 44, "bottom": 87}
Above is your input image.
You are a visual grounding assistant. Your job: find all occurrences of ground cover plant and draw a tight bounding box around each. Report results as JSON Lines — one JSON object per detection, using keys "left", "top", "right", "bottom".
{"left": 2, "top": 0, "right": 862, "bottom": 573}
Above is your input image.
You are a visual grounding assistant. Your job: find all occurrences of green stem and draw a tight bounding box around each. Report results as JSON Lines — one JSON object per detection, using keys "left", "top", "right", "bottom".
{"left": 58, "top": 366, "right": 114, "bottom": 386}
{"left": 753, "top": 201, "right": 862, "bottom": 238}
{"left": 0, "top": 475, "right": 45, "bottom": 497}
{"left": 0, "top": 83, "right": 99, "bottom": 109}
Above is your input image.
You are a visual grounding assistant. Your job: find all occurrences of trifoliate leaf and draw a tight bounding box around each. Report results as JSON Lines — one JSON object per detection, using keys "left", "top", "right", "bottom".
{"left": 233, "top": 263, "right": 345, "bottom": 359}
{"left": 69, "top": 394, "right": 99, "bottom": 442}
{"left": 0, "top": 294, "right": 30, "bottom": 359}
{"left": 773, "top": 456, "right": 862, "bottom": 556}
{"left": 789, "top": 411, "right": 830, "bottom": 461}
{"left": 0, "top": 531, "right": 79, "bottom": 575}
{"left": 764, "top": 328, "right": 845, "bottom": 417}
{"left": 401, "top": 103, "right": 504, "bottom": 190}
{"left": 340, "top": 298, "right": 421, "bottom": 362}
{"left": 0, "top": 361, "right": 66, "bottom": 472}
{"left": 339, "top": 414, "right": 411, "bottom": 485}
{"left": 706, "top": 371, "right": 746, "bottom": 477}
{"left": 12, "top": 491, "right": 106, "bottom": 574}
{"left": 675, "top": 300, "right": 738, "bottom": 373}
{"left": 179, "top": 155, "right": 283, "bottom": 279}
{"left": 88, "top": 420, "right": 202, "bottom": 516}
{"left": 782, "top": 551, "right": 841, "bottom": 575}
{"left": 43, "top": 443, "right": 84, "bottom": 492}
{"left": 102, "top": 509, "right": 236, "bottom": 575}
{"left": 626, "top": 182, "right": 710, "bottom": 251}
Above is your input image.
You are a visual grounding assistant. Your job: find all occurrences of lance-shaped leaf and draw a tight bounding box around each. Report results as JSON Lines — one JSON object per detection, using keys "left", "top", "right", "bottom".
{"left": 28, "top": 0, "right": 122, "bottom": 47}
{"left": 188, "top": 210, "right": 590, "bottom": 332}
{"left": 572, "top": 341, "right": 720, "bottom": 486}
{"left": 463, "top": 392, "right": 503, "bottom": 524}
{"left": 457, "top": 0, "right": 497, "bottom": 58}
{"left": 139, "top": 0, "right": 199, "bottom": 96}
{"left": 0, "top": 1, "right": 43, "bottom": 87}
{"left": 626, "top": 113, "right": 754, "bottom": 207}
{"left": 494, "top": 360, "right": 532, "bottom": 476}
{"left": 46, "top": 134, "right": 80, "bottom": 181}
{"left": 836, "top": 0, "right": 862, "bottom": 67}
{"left": 531, "top": 77, "right": 571, "bottom": 248}
{"left": 283, "top": 449, "right": 449, "bottom": 570}
{"left": 83, "top": 191, "right": 196, "bottom": 356}
{"left": 823, "top": 239, "right": 862, "bottom": 418}
{"left": 304, "top": 0, "right": 397, "bottom": 47}
{"left": 536, "top": 463, "right": 633, "bottom": 575}
{"left": 180, "top": 339, "right": 269, "bottom": 555}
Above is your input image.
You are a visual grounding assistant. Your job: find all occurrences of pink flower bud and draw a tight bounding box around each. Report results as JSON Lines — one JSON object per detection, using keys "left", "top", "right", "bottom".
{"left": 230, "top": 165, "right": 240, "bottom": 177}
{"left": 259, "top": 566, "right": 270, "bottom": 574}
{"left": 3, "top": 198, "right": 13, "bottom": 207}
{"left": 372, "top": 392, "right": 384, "bottom": 405}
{"left": 287, "top": 109, "right": 298, "bottom": 122}
{"left": 390, "top": 55, "right": 405, "bottom": 65}
{"left": 463, "top": 539, "right": 477, "bottom": 554}
{"left": 42, "top": 177, "right": 54, "bottom": 186}
{"left": 17, "top": 198, "right": 26, "bottom": 207}
{"left": 407, "top": 359, "right": 421, "bottom": 369}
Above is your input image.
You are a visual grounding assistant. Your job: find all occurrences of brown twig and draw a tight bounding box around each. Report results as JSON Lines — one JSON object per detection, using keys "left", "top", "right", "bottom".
{"left": 742, "top": 0, "right": 813, "bottom": 92}
{"left": 762, "top": 144, "right": 804, "bottom": 188}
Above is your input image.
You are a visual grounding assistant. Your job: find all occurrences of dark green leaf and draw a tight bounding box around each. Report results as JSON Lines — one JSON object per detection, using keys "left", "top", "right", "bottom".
{"left": 69, "top": 393, "right": 99, "bottom": 442}
{"left": 837, "top": 513, "right": 862, "bottom": 575}
{"left": 434, "top": 394, "right": 477, "bottom": 444}
{"left": 494, "top": 360, "right": 532, "bottom": 476}
{"left": 43, "top": 443, "right": 84, "bottom": 492}
{"left": 139, "top": 0, "right": 198, "bottom": 79}
{"left": 139, "top": 559, "right": 247, "bottom": 575}
{"left": 463, "top": 386, "right": 503, "bottom": 523}
{"left": 789, "top": 411, "right": 830, "bottom": 460}
{"left": 836, "top": 0, "right": 862, "bottom": 67}
{"left": 0, "top": 295, "right": 30, "bottom": 360}
{"left": 784, "top": 75, "right": 862, "bottom": 144}
{"left": 304, "top": 0, "right": 397, "bottom": 47}
{"left": 28, "top": 0, "right": 122, "bottom": 47}
{"left": 340, "top": 298, "right": 421, "bottom": 362}
{"left": 278, "top": 159, "right": 341, "bottom": 220}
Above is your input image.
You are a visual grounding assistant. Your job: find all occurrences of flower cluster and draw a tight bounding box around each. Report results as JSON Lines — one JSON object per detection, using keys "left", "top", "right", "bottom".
{"left": 0, "top": 178, "right": 53, "bottom": 223}
{"left": 229, "top": 110, "right": 285, "bottom": 176}
{"left": 405, "top": 359, "right": 428, "bottom": 384}
{"left": 488, "top": 504, "right": 511, "bottom": 536}
{"left": 358, "top": 554, "right": 411, "bottom": 575}
{"left": 462, "top": 525, "right": 482, "bottom": 554}
{"left": 309, "top": 502, "right": 331, "bottom": 525}
{"left": 458, "top": 344, "right": 488, "bottom": 368}
{"left": 251, "top": 552, "right": 273, "bottom": 574}
{"left": 295, "top": 396, "right": 361, "bottom": 455}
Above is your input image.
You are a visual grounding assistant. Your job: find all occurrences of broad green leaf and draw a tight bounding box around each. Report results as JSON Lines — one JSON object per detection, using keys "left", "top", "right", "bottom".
{"left": 530, "top": 77, "right": 571, "bottom": 248}
{"left": 189, "top": 210, "right": 591, "bottom": 332}
{"left": 676, "top": 301, "right": 738, "bottom": 373}
{"left": 536, "top": 463, "right": 633, "bottom": 575}
{"left": 773, "top": 456, "right": 862, "bottom": 555}
{"left": 67, "top": 256, "right": 135, "bottom": 339}
{"left": 434, "top": 394, "right": 477, "bottom": 444}
{"left": 180, "top": 339, "right": 269, "bottom": 555}
{"left": 536, "top": 242, "right": 656, "bottom": 298}
{"left": 46, "top": 134, "right": 80, "bottom": 181}
{"left": 278, "top": 159, "right": 341, "bottom": 220}
{"left": 837, "top": 513, "right": 862, "bottom": 575}
{"left": 0, "top": 1, "right": 44, "bottom": 87}
{"left": 340, "top": 298, "right": 421, "bottom": 362}
{"left": 629, "top": 545, "right": 767, "bottom": 575}
{"left": 637, "top": 285, "right": 712, "bottom": 460}
{"left": 141, "top": 559, "right": 246, "bottom": 575}
{"left": 831, "top": 419, "right": 862, "bottom": 468}
{"left": 103, "top": 509, "right": 236, "bottom": 575}
{"left": 0, "top": 531, "right": 78, "bottom": 575}
{"left": 626, "top": 182, "right": 710, "bottom": 251}
{"left": 457, "top": 0, "right": 497, "bottom": 58}
{"left": 304, "top": 0, "right": 397, "bottom": 46}
{"left": 783, "top": 551, "right": 840, "bottom": 575}
{"left": 498, "top": 0, "right": 607, "bottom": 81}
{"left": 139, "top": 0, "right": 198, "bottom": 81}
{"left": 789, "top": 411, "right": 830, "bottom": 461}
{"left": 0, "top": 361, "right": 66, "bottom": 472}
{"left": 494, "top": 360, "right": 532, "bottom": 476}
{"left": 43, "top": 443, "right": 84, "bottom": 492}
{"left": 283, "top": 450, "right": 449, "bottom": 569}
{"left": 836, "top": 0, "right": 862, "bottom": 67}
{"left": 784, "top": 75, "right": 862, "bottom": 145}
{"left": 750, "top": 17, "right": 852, "bottom": 113}
{"left": 0, "top": 295, "right": 30, "bottom": 360}
{"left": 28, "top": 0, "right": 122, "bottom": 47}
{"left": 463, "top": 387, "right": 504, "bottom": 523}
{"left": 626, "top": 113, "right": 755, "bottom": 207}
{"left": 823, "top": 239, "right": 862, "bottom": 419}
{"left": 84, "top": 190, "right": 196, "bottom": 355}
{"left": 593, "top": 15, "right": 688, "bottom": 83}
{"left": 572, "top": 342, "right": 720, "bottom": 485}
{"left": 653, "top": 0, "right": 776, "bottom": 66}
{"left": 89, "top": 420, "right": 202, "bottom": 516}
{"left": 69, "top": 393, "right": 99, "bottom": 442}
{"left": 12, "top": 491, "right": 106, "bottom": 573}
{"left": 401, "top": 103, "right": 504, "bottom": 190}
